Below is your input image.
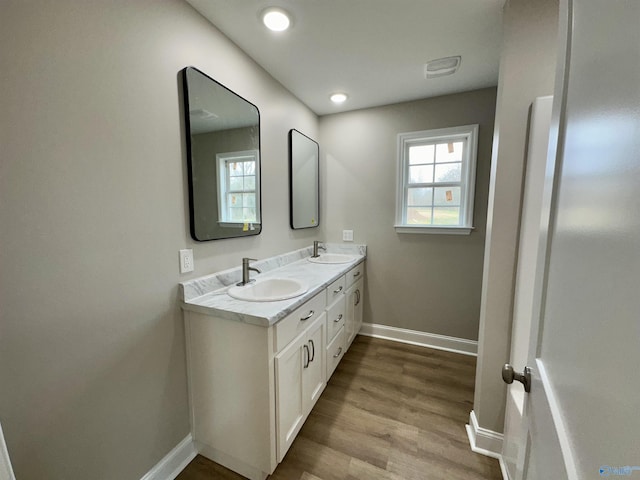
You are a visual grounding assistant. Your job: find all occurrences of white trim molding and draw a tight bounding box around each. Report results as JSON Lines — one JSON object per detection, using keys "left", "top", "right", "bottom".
{"left": 466, "top": 410, "right": 505, "bottom": 460}
{"left": 466, "top": 411, "right": 509, "bottom": 479}
{"left": 395, "top": 124, "right": 479, "bottom": 234}
{"left": 140, "top": 434, "right": 197, "bottom": 480}
{"left": 359, "top": 323, "right": 478, "bottom": 356}
{"left": 394, "top": 225, "right": 474, "bottom": 235}
{"left": 0, "top": 422, "right": 16, "bottom": 480}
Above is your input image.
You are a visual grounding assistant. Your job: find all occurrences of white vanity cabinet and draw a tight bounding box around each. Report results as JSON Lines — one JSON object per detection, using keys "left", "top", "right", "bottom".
{"left": 275, "top": 313, "right": 325, "bottom": 461}
{"left": 182, "top": 256, "right": 365, "bottom": 480}
{"left": 184, "top": 291, "right": 328, "bottom": 480}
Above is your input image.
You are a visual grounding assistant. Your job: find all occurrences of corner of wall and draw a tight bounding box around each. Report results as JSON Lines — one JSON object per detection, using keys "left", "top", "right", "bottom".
{"left": 472, "top": 0, "right": 559, "bottom": 437}
{"left": 140, "top": 435, "right": 197, "bottom": 480}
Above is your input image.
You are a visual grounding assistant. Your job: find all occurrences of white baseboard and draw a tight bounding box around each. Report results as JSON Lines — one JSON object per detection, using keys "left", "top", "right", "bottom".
{"left": 359, "top": 323, "right": 478, "bottom": 356}
{"left": 499, "top": 457, "right": 509, "bottom": 480}
{"left": 140, "top": 434, "right": 197, "bottom": 480}
{"left": 466, "top": 410, "right": 504, "bottom": 463}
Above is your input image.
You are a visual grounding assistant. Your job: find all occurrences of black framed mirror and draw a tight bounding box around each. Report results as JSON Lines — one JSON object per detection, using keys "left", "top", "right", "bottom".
{"left": 182, "top": 67, "right": 261, "bottom": 241}
{"left": 289, "top": 129, "right": 319, "bottom": 229}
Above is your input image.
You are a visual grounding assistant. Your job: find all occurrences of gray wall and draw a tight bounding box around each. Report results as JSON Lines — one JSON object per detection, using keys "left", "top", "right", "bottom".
{"left": 473, "top": 0, "right": 559, "bottom": 434}
{"left": 0, "top": 1, "right": 318, "bottom": 479}
{"left": 319, "top": 88, "right": 497, "bottom": 340}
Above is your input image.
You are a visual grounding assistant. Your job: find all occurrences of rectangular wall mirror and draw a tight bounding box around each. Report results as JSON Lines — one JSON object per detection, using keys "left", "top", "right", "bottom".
{"left": 182, "top": 66, "right": 261, "bottom": 241}
{"left": 289, "top": 129, "right": 319, "bottom": 229}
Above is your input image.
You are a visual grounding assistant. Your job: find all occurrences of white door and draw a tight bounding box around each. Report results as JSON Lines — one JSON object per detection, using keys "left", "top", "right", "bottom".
{"left": 0, "top": 423, "right": 15, "bottom": 480}
{"left": 501, "top": 96, "right": 553, "bottom": 480}
{"left": 506, "top": 1, "right": 640, "bottom": 478}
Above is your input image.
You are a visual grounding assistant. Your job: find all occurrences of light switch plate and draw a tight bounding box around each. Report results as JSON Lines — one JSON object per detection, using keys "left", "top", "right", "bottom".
{"left": 179, "top": 249, "right": 194, "bottom": 273}
{"left": 343, "top": 230, "right": 354, "bottom": 242}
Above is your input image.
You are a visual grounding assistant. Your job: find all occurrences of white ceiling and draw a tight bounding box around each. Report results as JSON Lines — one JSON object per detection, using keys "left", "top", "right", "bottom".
{"left": 186, "top": 0, "right": 504, "bottom": 115}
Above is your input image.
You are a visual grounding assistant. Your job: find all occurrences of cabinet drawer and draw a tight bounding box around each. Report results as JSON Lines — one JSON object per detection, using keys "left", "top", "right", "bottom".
{"left": 346, "top": 263, "right": 365, "bottom": 288}
{"left": 326, "top": 276, "right": 346, "bottom": 306}
{"left": 275, "top": 293, "right": 326, "bottom": 352}
{"left": 326, "top": 296, "right": 345, "bottom": 343}
{"left": 326, "top": 326, "right": 346, "bottom": 380}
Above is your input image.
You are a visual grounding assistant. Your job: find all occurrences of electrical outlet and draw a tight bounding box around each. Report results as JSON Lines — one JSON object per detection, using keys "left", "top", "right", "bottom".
{"left": 343, "top": 230, "right": 354, "bottom": 242}
{"left": 179, "top": 249, "right": 194, "bottom": 273}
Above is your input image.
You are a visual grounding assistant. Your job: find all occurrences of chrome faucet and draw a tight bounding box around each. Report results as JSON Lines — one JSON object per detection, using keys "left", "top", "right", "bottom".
{"left": 237, "top": 258, "right": 261, "bottom": 286}
{"left": 312, "top": 241, "right": 326, "bottom": 258}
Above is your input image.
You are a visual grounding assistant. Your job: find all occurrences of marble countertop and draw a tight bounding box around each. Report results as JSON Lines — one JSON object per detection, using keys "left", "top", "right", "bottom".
{"left": 179, "top": 244, "right": 366, "bottom": 327}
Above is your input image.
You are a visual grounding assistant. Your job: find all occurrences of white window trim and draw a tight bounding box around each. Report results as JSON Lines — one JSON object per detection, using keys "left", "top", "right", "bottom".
{"left": 395, "top": 125, "right": 478, "bottom": 235}
{"left": 216, "top": 149, "right": 261, "bottom": 226}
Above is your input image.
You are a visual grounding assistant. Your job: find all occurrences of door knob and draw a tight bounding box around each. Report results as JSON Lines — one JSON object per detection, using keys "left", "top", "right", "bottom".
{"left": 502, "top": 364, "right": 532, "bottom": 393}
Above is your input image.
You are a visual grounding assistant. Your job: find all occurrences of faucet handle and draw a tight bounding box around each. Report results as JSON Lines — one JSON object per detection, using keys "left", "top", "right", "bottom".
{"left": 243, "top": 257, "right": 258, "bottom": 263}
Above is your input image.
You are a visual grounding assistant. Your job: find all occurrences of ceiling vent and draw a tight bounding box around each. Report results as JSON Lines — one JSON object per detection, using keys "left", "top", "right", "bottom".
{"left": 424, "top": 56, "right": 461, "bottom": 79}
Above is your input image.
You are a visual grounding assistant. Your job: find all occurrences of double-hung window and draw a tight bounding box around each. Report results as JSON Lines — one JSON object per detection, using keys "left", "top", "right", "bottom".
{"left": 217, "top": 150, "right": 260, "bottom": 226}
{"left": 395, "top": 125, "right": 478, "bottom": 234}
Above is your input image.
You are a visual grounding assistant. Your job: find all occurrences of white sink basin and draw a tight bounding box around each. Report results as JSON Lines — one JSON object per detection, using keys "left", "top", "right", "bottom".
{"left": 308, "top": 253, "right": 358, "bottom": 264}
{"left": 227, "top": 277, "right": 308, "bottom": 302}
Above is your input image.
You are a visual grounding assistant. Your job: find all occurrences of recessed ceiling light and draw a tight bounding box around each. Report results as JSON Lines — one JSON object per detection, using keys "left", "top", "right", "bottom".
{"left": 330, "top": 93, "right": 348, "bottom": 104}
{"left": 262, "top": 7, "right": 291, "bottom": 32}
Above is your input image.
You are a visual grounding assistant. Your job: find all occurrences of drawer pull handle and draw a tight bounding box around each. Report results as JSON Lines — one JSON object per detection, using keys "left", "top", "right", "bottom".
{"left": 355, "top": 290, "right": 361, "bottom": 306}
{"left": 303, "top": 344, "right": 310, "bottom": 368}
{"left": 334, "top": 314, "right": 343, "bottom": 323}
{"left": 353, "top": 271, "right": 361, "bottom": 277}
{"left": 333, "top": 286, "right": 343, "bottom": 294}
{"left": 333, "top": 347, "right": 343, "bottom": 358}
{"left": 300, "top": 310, "right": 314, "bottom": 321}
{"left": 309, "top": 339, "right": 315, "bottom": 362}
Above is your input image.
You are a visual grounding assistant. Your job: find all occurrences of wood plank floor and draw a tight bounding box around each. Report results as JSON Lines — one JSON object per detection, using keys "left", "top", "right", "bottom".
{"left": 176, "top": 336, "right": 502, "bottom": 480}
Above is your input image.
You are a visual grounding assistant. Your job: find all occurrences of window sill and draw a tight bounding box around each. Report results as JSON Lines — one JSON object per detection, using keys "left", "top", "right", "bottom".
{"left": 218, "top": 222, "right": 261, "bottom": 228}
{"left": 394, "top": 225, "right": 474, "bottom": 235}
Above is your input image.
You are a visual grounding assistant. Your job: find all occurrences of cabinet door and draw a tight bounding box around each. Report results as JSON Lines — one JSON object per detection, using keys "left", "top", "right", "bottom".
{"left": 345, "top": 283, "right": 357, "bottom": 346}
{"left": 275, "top": 314, "right": 326, "bottom": 463}
{"left": 345, "top": 278, "right": 364, "bottom": 347}
{"left": 353, "top": 278, "right": 364, "bottom": 336}
{"left": 275, "top": 333, "right": 305, "bottom": 462}
{"left": 303, "top": 313, "right": 326, "bottom": 411}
